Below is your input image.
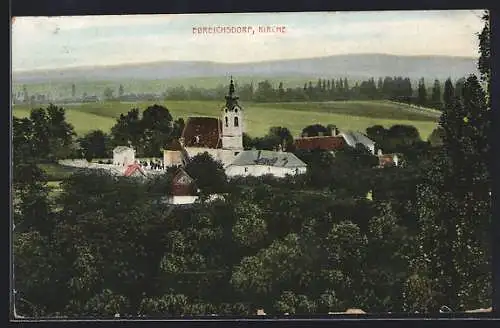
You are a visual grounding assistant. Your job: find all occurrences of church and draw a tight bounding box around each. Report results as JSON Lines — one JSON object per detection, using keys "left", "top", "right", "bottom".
{"left": 164, "top": 77, "right": 245, "bottom": 168}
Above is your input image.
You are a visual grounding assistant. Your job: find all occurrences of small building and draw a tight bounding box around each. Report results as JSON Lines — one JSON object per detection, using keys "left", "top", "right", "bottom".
{"left": 225, "top": 150, "right": 307, "bottom": 178}
{"left": 340, "top": 131, "right": 376, "bottom": 155}
{"left": 378, "top": 153, "right": 401, "bottom": 168}
{"left": 167, "top": 168, "right": 199, "bottom": 205}
{"left": 123, "top": 162, "right": 147, "bottom": 178}
{"left": 113, "top": 146, "right": 135, "bottom": 166}
{"left": 163, "top": 139, "right": 189, "bottom": 167}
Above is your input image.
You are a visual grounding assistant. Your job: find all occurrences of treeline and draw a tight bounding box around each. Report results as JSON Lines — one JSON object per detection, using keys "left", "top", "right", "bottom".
{"left": 16, "top": 76, "right": 466, "bottom": 112}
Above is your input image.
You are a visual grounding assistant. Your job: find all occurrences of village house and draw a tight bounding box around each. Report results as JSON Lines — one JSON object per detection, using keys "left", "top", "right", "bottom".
{"left": 377, "top": 150, "right": 401, "bottom": 168}
{"left": 123, "top": 162, "right": 147, "bottom": 178}
{"left": 166, "top": 168, "right": 200, "bottom": 205}
{"left": 293, "top": 135, "right": 347, "bottom": 153}
{"left": 113, "top": 146, "right": 136, "bottom": 166}
{"left": 225, "top": 150, "right": 307, "bottom": 178}
{"left": 340, "top": 131, "right": 377, "bottom": 155}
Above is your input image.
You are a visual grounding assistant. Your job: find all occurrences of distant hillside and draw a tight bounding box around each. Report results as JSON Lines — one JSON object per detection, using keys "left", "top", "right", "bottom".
{"left": 13, "top": 54, "right": 478, "bottom": 84}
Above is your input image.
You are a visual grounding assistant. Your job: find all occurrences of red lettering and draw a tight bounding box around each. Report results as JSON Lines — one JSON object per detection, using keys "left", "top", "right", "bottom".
{"left": 267, "top": 26, "right": 272, "bottom": 33}
{"left": 197, "top": 27, "right": 202, "bottom": 34}
{"left": 192, "top": 27, "right": 197, "bottom": 34}
{"left": 281, "top": 26, "right": 286, "bottom": 33}
{"left": 259, "top": 26, "right": 265, "bottom": 33}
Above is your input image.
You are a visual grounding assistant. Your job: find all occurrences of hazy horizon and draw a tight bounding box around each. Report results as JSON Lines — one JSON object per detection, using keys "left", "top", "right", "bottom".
{"left": 12, "top": 10, "right": 485, "bottom": 72}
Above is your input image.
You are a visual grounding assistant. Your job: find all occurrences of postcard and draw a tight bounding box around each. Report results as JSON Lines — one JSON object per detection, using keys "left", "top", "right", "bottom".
{"left": 11, "top": 10, "right": 492, "bottom": 319}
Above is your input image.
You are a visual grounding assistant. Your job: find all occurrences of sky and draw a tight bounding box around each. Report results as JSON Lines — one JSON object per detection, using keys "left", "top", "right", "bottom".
{"left": 11, "top": 10, "right": 486, "bottom": 72}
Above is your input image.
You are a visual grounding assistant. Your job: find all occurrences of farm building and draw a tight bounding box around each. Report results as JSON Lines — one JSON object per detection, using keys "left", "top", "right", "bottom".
{"left": 166, "top": 168, "right": 199, "bottom": 205}
{"left": 113, "top": 146, "right": 136, "bottom": 166}
{"left": 340, "top": 131, "right": 377, "bottom": 155}
{"left": 163, "top": 139, "right": 189, "bottom": 167}
{"left": 123, "top": 162, "right": 147, "bottom": 178}
{"left": 225, "top": 150, "right": 307, "bottom": 178}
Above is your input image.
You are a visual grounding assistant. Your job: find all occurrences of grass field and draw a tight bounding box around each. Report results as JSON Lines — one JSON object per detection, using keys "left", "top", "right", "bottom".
{"left": 13, "top": 99, "right": 440, "bottom": 139}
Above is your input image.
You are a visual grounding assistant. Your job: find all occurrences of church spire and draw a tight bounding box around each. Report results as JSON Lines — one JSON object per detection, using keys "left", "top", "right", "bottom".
{"left": 225, "top": 75, "right": 239, "bottom": 109}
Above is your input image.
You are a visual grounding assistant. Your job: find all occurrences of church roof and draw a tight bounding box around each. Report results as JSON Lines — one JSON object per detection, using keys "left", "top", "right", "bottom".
{"left": 294, "top": 136, "right": 346, "bottom": 151}
{"left": 181, "top": 117, "right": 222, "bottom": 149}
{"left": 229, "top": 150, "right": 307, "bottom": 168}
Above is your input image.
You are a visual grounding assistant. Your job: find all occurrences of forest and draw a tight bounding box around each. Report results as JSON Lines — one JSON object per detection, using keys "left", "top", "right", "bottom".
{"left": 11, "top": 13, "right": 491, "bottom": 317}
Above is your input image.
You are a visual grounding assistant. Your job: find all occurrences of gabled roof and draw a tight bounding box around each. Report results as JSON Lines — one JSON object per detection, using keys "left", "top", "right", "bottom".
{"left": 294, "top": 136, "right": 346, "bottom": 151}
{"left": 229, "top": 150, "right": 307, "bottom": 168}
{"left": 123, "top": 163, "right": 146, "bottom": 177}
{"left": 341, "top": 131, "right": 375, "bottom": 148}
{"left": 172, "top": 168, "right": 197, "bottom": 196}
{"left": 113, "top": 146, "right": 134, "bottom": 154}
{"left": 181, "top": 117, "right": 222, "bottom": 149}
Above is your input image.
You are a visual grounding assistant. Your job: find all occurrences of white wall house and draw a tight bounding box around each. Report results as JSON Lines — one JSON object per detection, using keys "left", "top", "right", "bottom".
{"left": 113, "top": 146, "right": 135, "bottom": 166}
{"left": 225, "top": 150, "right": 307, "bottom": 178}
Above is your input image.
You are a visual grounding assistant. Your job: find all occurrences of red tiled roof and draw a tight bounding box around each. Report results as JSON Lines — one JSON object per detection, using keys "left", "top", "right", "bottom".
{"left": 181, "top": 117, "right": 222, "bottom": 149}
{"left": 294, "top": 136, "right": 346, "bottom": 151}
{"left": 124, "top": 163, "right": 146, "bottom": 177}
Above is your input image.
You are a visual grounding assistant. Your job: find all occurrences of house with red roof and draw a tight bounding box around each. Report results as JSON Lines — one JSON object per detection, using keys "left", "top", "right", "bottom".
{"left": 123, "top": 162, "right": 147, "bottom": 178}
{"left": 293, "top": 135, "right": 347, "bottom": 153}
{"left": 166, "top": 168, "right": 200, "bottom": 205}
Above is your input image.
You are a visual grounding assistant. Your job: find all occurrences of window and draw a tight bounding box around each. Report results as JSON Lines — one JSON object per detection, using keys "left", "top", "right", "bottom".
{"left": 234, "top": 116, "right": 239, "bottom": 127}
{"left": 235, "top": 108, "right": 238, "bottom": 113}
{"left": 225, "top": 108, "right": 228, "bottom": 113}
{"left": 234, "top": 152, "right": 240, "bottom": 156}
{"left": 225, "top": 116, "right": 228, "bottom": 127}
{"left": 244, "top": 167, "right": 248, "bottom": 172}
{"left": 295, "top": 168, "right": 299, "bottom": 174}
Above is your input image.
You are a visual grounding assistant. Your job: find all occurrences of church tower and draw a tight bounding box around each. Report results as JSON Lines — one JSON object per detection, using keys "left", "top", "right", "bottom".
{"left": 221, "top": 77, "right": 244, "bottom": 150}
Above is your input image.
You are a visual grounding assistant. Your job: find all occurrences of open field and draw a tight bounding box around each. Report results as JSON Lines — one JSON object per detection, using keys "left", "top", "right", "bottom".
{"left": 13, "top": 99, "right": 440, "bottom": 139}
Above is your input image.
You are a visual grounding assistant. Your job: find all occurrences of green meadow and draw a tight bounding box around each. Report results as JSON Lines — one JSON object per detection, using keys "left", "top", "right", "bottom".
{"left": 12, "top": 99, "right": 440, "bottom": 139}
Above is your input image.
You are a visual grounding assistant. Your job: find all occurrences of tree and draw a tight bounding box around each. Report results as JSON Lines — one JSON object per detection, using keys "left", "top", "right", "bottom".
{"left": 103, "top": 87, "right": 115, "bottom": 100}
{"left": 267, "top": 126, "right": 294, "bottom": 151}
{"left": 431, "top": 79, "right": 442, "bottom": 109}
{"left": 141, "top": 104, "right": 174, "bottom": 157}
{"left": 407, "top": 14, "right": 492, "bottom": 310}
{"left": 110, "top": 108, "right": 142, "bottom": 150}
{"left": 443, "top": 78, "right": 454, "bottom": 108}
{"left": 119, "top": 84, "right": 125, "bottom": 98}
{"left": 184, "top": 152, "right": 227, "bottom": 194}
{"left": 301, "top": 124, "right": 330, "bottom": 137}
{"left": 427, "top": 127, "right": 445, "bottom": 147}
{"left": 277, "top": 82, "right": 285, "bottom": 101}
{"left": 78, "top": 130, "right": 112, "bottom": 162}
{"left": 417, "top": 78, "right": 427, "bottom": 106}
{"left": 71, "top": 84, "right": 76, "bottom": 98}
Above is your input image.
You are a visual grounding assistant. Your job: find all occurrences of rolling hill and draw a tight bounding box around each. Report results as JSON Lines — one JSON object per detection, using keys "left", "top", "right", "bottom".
{"left": 12, "top": 100, "right": 440, "bottom": 140}
{"left": 12, "top": 53, "right": 478, "bottom": 84}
